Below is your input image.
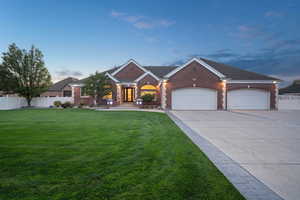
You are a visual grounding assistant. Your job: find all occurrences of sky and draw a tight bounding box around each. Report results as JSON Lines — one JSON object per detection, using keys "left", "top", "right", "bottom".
{"left": 0, "top": 0, "right": 299, "bottom": 86}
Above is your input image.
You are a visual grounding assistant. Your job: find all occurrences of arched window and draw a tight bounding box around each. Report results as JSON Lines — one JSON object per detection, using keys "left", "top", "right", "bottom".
{"left": 102, "top": 91, "right": 112, "bottom": 99}
{"left": 102, "top": 85, "right": 112, "bottom": 99}
{"left": 140, "top": 84, "right": 157, "bottom": 97}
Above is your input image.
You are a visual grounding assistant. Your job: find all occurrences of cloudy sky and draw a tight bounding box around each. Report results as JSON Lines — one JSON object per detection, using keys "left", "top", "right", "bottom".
{"left": 0, "top": 0, "right": 299, "bottom": 86}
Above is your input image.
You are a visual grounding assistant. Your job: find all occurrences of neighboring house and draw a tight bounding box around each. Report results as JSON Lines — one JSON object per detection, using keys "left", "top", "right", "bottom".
{"left": 279, "top": 80, "right": 300, "bottom": 95}
{"left": 70, "top": 58, "right": 280, "bottom": 110}
{"left": 0, "top": 91, "right": 18, "bottom": 97}
{"left": 41, "top": 77, "right": 78, "bottom": 97}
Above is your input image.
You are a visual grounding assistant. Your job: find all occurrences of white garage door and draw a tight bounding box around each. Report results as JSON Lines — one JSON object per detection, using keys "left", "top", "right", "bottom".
{"left": 227, "top": 89, "right": 270, "bottom": 110}
{"left": 172, "top": 88, "right": 217, "bottom": 110}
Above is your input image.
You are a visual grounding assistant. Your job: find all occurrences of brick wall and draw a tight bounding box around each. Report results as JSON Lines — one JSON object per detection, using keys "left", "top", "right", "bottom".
{"left": 165, "top": 61, "right": 223, "bottom": 109}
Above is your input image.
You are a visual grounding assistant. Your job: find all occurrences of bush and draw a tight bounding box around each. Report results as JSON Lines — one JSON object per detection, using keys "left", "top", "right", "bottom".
{"left": 141, "top": 94, "right": 155, "bottom": 103}
{"left": 53, "top": 101, "right": 62, "bottom": 107}
{"left": 61, "top": 101, "right": 73, "bottom": 108}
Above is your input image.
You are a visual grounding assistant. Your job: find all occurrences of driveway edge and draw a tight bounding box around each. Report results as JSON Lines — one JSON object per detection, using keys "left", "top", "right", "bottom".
{"left": 166, "top": 110, "right": 284, "bottom": 200}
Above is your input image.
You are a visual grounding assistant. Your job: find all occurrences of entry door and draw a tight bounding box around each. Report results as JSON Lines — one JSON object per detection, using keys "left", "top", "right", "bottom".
{"left": 123, "top": 87, "right": 134, "bottom": 102}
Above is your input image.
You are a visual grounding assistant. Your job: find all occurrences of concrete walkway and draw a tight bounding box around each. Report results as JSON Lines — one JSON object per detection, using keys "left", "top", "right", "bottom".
{"left": 169, "top": 110, "right": 300, "bottom": 200}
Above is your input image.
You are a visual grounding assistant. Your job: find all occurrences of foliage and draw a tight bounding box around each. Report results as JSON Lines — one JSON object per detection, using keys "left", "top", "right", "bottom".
{"left": 53, "top": 101, "right": 62, "bottom": 107}
{"left": 0, "top": 109, "right": 245, "bottom": 200}
{"left": 83, "top": 72, "right": 112, "bottom": 105}
{"left": 141, "top": 94, "right": 155, "bottom": 103}
{"left": 61, "top": 101, "right": 73, "bottom": 108}
{"left": 0, "top": 43, "right": 51, "bottom": 106}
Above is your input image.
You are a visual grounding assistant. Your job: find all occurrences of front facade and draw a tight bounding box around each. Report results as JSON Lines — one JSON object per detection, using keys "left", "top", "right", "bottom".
{"left": 70, "top": 58, "right": 280, "bottom": 110}
{"left": 41, "top": 77, "right": 78, "bottom": 97}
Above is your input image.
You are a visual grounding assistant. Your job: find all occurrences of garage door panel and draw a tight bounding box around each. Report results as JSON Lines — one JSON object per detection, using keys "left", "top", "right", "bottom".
{"left": 227, "top": 89, "right": 270, "bottom": 110}
{"left": 172, "top": 88, "right": 217, "bottom": 110}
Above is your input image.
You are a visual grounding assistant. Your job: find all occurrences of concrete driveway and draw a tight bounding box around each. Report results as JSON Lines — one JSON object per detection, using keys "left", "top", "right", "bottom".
{"left": 171, "top": 110, "right": 300, "bottom": 200}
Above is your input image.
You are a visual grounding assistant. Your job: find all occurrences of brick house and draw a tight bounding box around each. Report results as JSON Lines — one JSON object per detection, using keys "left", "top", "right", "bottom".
{"left": 41, "top": 77, "right": 78, "bottom": 97}
{"left": 70, "top": 58, "right": 280, "bottom": 110}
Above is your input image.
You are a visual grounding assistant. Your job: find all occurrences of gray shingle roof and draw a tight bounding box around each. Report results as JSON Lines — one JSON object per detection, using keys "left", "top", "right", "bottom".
{"left": 71, "top": 58, "right": 279, "bottom": 84}
{"left": 201, "top": 58, "right": 279, "bottom": 81}
{"left": 49, "top": 77, "right": 78, "bottom": 91}
{"left": 144, "top": 66, "right": 178, "bottom": 78}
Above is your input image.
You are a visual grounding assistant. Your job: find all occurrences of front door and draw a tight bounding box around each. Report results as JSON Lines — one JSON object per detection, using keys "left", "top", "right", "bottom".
{"left": 123, "top": 87, "right": 134, "bottom": 102}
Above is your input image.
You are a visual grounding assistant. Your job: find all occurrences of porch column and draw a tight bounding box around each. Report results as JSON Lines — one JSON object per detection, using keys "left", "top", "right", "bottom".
{"left": 135, "top": 84, "right": 138, "bottom": 100}
{"left": 116, "top": 84, "right": 122, "bottom": 104}
{"left": 161, "top": 80, "right": 167, "bottom": 109}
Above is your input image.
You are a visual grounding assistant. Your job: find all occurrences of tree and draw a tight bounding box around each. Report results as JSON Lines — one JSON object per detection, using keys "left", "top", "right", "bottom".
{"left": 83, "top": 72, "right": 112, "bottom": 105}
{"left": 0, "top": 43, "right": 51, "bottom": 106}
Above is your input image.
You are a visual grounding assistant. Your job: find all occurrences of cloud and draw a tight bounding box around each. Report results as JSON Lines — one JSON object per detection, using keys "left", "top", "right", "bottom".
{"left": 110, "top": 10, "right": 175, "bottom": 29}
{"left": 158, "top": 19, "right": 176, "bottom": 27}
{"left": 110, "top": 10, "right": 125, "bottom": 17}
{"left": 134, "top": 21, "right": 154, "bottom": 29}
{"left": 55, "top": 69, "right": 83, "bottom": 77}
{"left": 265, "top": 11, "right": 284, "bottom": 18}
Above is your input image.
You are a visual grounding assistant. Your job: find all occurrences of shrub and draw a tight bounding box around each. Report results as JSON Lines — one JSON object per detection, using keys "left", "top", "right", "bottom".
{"left": 78, "top": 102, "right": 85, "bottom": 108}
{"left": 141, "top": 94, "right": 155, "bottom": 103}
{"left": 61, "top": 101, "right": 73, "bottom": 108}
{"left": 53, "top": 101, "right": 62, "bottom": 107}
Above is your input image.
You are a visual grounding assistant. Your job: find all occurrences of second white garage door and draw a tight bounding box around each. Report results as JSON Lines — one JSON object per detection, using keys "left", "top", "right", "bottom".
{"left": 227, "top": 89, "right": 270, "bottom": 110}
{"left": 172, "top": 88, "right": 217, "bottom": 110}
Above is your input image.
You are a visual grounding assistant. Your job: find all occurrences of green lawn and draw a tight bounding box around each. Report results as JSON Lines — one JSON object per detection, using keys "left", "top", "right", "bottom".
{"left": 0, "top": 109, "right": 244, "bottom": 200}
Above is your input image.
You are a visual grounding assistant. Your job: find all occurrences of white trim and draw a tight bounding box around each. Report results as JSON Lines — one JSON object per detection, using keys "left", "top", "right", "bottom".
{"left": 164, "top": 58, "right": 226, "bottom": 79}
{"left": 105, "top": 72, "right": 119, "bottom": 82}
{"left": 111, "top": 59, "right": 148, "bottom": 76}
{"left": 69, "top": 83, "right": 84, "bottom": 87}
{"left": 134, "top": 73, "right": 148, "bottom": 82}
{"left": 134, "top": 71, "right": 160, "bottom": 83}
{"left": 227, "top": 80, "right": 275, "bottom": 84}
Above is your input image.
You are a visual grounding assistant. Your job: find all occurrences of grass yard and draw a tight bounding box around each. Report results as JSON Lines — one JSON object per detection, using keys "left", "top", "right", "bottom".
{"left": 0, "top": 109, "right": 244, "bottom": 200}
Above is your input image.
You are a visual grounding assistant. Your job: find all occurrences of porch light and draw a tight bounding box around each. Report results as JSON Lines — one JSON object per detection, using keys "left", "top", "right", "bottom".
{"left": 106, "top": 99, "right": 113, "bottom": 105}
{"left": 273, "top": 81, "right": 277, "bottom": 84}
{"left": 136, "top": 98, "right": 143, "bottom": 105}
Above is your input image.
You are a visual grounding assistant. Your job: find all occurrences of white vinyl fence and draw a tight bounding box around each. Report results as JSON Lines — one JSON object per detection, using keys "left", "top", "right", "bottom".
{"left": 278, "top": 95, "right": 300, "bottom": 110}
{"left": 0, "top": 97, "right": 74, "bottom": 110}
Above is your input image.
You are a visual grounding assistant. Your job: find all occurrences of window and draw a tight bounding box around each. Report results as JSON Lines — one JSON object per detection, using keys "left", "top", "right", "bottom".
{"left": 63, "top": 90, "right": 72, "bottom": 97}
{"left": 140, "top": 84, "right": 157, "bottom": 98}
{"left": 102, "top": 91, "right": 113, "bottom": 99}
{"left": 141, "top": 85, "right": 156, "bottom": 90}
{"left": 81, "top": 87, "right": 88, "bottom": 97}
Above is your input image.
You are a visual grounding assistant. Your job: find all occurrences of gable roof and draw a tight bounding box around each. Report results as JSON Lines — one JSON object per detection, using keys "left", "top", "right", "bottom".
{"left": 48, "top": 77, "right": 78, "bottom": 91}
{"left": 165, "top": 58, "right": 226, "bottom": 79}
{"left": 71, "top": 57, "right": 280, "bottom": 85}
{"left": 201, "top": 58, "right": 279, "bottom": 81}
{"left": 144, "top": 66, "right": 178, "bottom": 78}
{"left": 279, "top": 80, "right": 300, "bottom": 94}
{"left": 111, "top": 59, "right": 147, "bottom": 76}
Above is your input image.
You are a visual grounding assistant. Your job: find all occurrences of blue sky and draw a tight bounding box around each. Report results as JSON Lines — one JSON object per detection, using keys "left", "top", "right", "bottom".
{"left": 0, "top": 0, "right": 299, "bottom": 85}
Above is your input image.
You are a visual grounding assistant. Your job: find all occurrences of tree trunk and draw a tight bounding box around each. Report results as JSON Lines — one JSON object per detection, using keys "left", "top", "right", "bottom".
{"left": 93, "top": 95, "right": 97, "bottom": 106}
{"left": 26, "top": 97, "right": 32, "bottom": 107}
